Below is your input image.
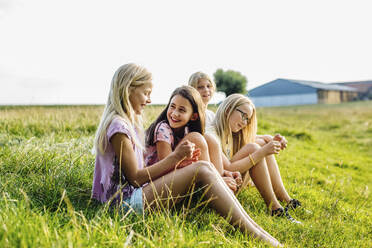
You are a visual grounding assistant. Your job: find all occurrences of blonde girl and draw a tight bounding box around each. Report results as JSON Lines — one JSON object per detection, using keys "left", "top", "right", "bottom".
{"left": 209, "top": 94, "right": 302, "bottom": 222}
{"left": 188, "top": 72, "right": 244, "bottom": 192}
{"left": 188, "top": 71, "right": 287, "bottom": 153}
{"left": 91, "top": 64, "right": 282, "bottom": 247}
{"left": 188, "top": 71, "right": 216, "bottom": 128}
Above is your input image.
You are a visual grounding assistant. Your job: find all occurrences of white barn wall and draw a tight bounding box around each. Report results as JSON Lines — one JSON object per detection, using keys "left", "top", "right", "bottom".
{"left": 250, "top": 93, "right": 318, "bottom": 107}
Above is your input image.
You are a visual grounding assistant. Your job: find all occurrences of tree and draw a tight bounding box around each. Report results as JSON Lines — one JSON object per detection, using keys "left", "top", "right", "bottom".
{"left": 213, "top": 69, "right": 248, "bottom": 96}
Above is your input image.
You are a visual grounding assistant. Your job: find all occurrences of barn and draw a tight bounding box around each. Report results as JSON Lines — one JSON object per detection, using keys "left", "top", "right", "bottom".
{"left": 248, "top": 78, "right": 358, "bottom": 107}
{"left": 333, "top": 81, "right": 372, "bottom": 100}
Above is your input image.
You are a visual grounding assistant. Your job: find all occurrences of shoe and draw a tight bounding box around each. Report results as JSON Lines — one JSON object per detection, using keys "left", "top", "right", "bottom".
{"left": 287, "top": 199, "right": 313, "bottom": 215}
{"left": 271, "top": 207, "right": 302, "bottom": 224}
{"left": 286, "top": 199, "right": 301, "bottom": 210}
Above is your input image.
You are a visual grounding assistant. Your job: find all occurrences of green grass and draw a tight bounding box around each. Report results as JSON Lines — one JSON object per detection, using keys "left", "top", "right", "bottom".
{"left": 1, "top": 101, "right": 371, "bottom": 247}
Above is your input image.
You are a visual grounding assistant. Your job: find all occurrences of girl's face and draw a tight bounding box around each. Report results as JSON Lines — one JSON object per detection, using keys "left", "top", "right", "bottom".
{"left": 196, "top": 79, "right": 214, "bottom": 106}
{"left": 129, "top": 83, "right": 152, "bottom": 114}
{"left": 167, "top": 94, "right": 196, "bottom": 130}
{"left": 228, "top": 103, "right": 253, "bottom": 133}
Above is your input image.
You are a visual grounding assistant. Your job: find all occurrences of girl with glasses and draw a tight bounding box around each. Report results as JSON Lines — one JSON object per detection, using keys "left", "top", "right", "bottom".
{"left": 206, "top": 93, "right": 302, "bottom": 223}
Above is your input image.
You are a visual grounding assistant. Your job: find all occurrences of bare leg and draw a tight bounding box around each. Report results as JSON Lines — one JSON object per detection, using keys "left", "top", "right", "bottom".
{"left": 143, "top": 162, "right": 282, "bottom": 247}
{"left": 202, "top": 135, "right": 275, "bottom": 239}
{"left": 231, "top": 143, "right": 282, "bottom": 211}
{"left": 255, "top": 141, "right": 292, "bottom": 203}
{"left": 207, "top": 165, "right": 282, "bottom": 242}
{"left": 180, "top": 133, "right": 278, "bottom": 240}
{"left": 204, "top": 133, "right": 224, "bottom": 175}
{"left": 265, "top": 155, "right": 291, "bottom": 203}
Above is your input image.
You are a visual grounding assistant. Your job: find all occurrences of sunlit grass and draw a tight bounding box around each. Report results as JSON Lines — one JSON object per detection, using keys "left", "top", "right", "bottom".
{"left": 1, "top": 101, "right": 371, "bottom": 247}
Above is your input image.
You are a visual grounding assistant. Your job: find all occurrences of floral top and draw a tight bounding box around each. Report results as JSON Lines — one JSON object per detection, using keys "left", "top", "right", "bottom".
{"left": 91, "top": 117, "right": 144, "bottom": 205}
{"left": 144, "top": 121, "right": 189, "bottom": 166}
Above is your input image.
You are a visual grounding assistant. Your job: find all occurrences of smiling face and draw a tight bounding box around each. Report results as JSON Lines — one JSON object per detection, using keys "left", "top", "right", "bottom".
{"left": 167, "top": 94, "right": 196, "bottom": 130}
{"left": 196, "top": 78, "right": 214, "bottom": 106}
{"left": 228, "top": 103, "right": 254, "bottom": 133}
{"left": 129, "top": 83, "right": 153, "bottom": 114}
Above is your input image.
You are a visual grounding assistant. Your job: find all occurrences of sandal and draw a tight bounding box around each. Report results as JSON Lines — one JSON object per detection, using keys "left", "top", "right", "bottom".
{"left": 271, "top": 207, "right": 302, "bottom": 224}
{"left": 286, "top": 199, "right": 302, "bottom": 210}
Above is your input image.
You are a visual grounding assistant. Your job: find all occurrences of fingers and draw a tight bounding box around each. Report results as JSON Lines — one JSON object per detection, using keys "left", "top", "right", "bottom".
{"left": 232, "top": 171, "right": 243, "bottom": 186}
{"left": 281, "top": 137, "right": 287, "bottom": 149}
{"left": 231, "top": 171, "right": 241, "bottom": 179}
{"left": 178, "top": 139, "right": 196, "bottom": 159}
{"left": 175, "top": 142, "right": 200, "bottom": 168}
{"left": 223, "top": 170, "right": 233, "bottom": 178}
{"left": 223, "top": 177, "right": 237, "bottom": 193}
{"left": 178, "top": 159, "right": 194, "bottom": 168}
{"left": 273, "top": 134, "right": 287, "bottom": 150}
{"left": 192, "top": 148, "right": 201, "bottom": 159}
{"left": 270, "top": 140, "right": 281, "bottom": 154}
{"left": 273, "top": 134, "right": 282, "bottom": 141}
{"left": 273, "top": 141, "right": 281, "bottom": 150}
{"left": 223, "top": 171, "right": 242, "bottom": 189}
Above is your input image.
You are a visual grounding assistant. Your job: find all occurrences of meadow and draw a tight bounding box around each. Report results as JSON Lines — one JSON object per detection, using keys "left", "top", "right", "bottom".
{"left": 0, "top": 101, "right": 371, "bottom": 247}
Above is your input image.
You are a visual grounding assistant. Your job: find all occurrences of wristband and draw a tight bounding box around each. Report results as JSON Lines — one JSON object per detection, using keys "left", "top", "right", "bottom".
{"left": 249, "top": 154, "right": 256, "bottom": 166}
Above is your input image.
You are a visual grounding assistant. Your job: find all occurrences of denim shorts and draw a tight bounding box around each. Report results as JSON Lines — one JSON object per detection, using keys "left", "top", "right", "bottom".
{"left": 122, "top": 187, "right": 143, "bottom": 215}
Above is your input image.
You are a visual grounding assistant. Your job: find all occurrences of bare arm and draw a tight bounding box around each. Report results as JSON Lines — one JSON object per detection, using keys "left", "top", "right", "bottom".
{"left": 111, "top": 133, "right": 192, "bottom": 187}
{"left": 256, "top": 134, "right": 287, "bottom": 150}
{"left": 223, "top": 141, "right": 281, "bottom": 174}
{"left": 156, "top": 141, "right": 173, "bottom": 160}
{"left": 157, "top": 139, "right": 200, "bottom": 168}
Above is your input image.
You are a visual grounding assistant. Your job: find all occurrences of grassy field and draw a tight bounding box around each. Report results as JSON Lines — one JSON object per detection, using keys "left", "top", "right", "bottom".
{"left": 0, "top": 101, "right": 371, "bottom": 247}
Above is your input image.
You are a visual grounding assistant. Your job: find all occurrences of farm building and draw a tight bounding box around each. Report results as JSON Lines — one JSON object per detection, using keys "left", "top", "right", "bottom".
{"left": 332, "top": 81, "right": 372, "bottom": 100}
{"left": 248, "top": 78, "right": 358, "bottom": 107}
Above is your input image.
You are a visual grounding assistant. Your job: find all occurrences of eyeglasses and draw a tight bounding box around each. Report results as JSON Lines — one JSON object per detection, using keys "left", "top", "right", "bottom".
{"left": 236, "top": 108, "right": 251, "bottom": 125}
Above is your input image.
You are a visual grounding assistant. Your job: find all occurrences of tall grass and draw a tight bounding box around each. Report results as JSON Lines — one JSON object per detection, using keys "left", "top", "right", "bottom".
{"left": 0, "top": 102, "right": 371, "bottom": 247}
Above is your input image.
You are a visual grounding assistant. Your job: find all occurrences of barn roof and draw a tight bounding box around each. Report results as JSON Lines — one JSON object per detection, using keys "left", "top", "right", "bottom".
{"left": 284, "top": 79, "right": 357, "bottom": 91}
{"left": 331, "top": 80, "right": 372, "bottom": 93}
{"left": 332, "top": 80, "right": 372, "bottom": 85}
{"left": 249, "top": 78, "right": 357, "bottom": 97}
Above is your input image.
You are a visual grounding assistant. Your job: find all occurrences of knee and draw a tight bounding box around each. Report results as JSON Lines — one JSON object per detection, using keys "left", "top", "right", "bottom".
{"left": 193, "top": 161, "right": 216, "bottom": 179}
{"left": 243, "top": 143, "right": 261, "bottom": 153}
{"left": 255, "top": 138, "right": 266, "bottom": 147}
{"left": 185, "top": 132, "right": 208, "bottom": 150}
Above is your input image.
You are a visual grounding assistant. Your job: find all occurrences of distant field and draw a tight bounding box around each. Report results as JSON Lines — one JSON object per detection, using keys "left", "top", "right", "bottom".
{"left": 0, "top": 101, "right": 371, "bottom": 247}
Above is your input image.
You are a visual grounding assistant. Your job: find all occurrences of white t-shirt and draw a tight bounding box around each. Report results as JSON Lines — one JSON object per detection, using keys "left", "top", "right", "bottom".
{"left": 205, "top": 109, "right": 216, "bottom": 129}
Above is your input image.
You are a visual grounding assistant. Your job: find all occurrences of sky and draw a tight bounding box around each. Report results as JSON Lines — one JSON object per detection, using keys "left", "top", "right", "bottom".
{"left": 1, "top": 0, "right": 371, "bottom": 105}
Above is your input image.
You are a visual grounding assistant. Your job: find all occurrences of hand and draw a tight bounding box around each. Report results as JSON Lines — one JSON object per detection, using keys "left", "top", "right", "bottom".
{"left": 262, "top": 140, "right": 281, "bottom": 155}
{"left": 231, "top": 171, "right": 242, "bottom": 187}
{"left": 223, "top": 170, "right": 233, "bottom": 178}
{"left": 273, "top": 134, "right": 287, "bottom": 150}
{"left": 223, "top": 170, "right": 242, "bottom": 189}
{"left": 177, "top": 148, "right": 201, "bottom": 168}
{"left": 223, "top": 176, "right": 238, "bottom": 193}
{"left": 174, "top": 140, "right": 196, "bottom": 161}
{"left": 262, "top": 135, "right": 273, "bottom": 144}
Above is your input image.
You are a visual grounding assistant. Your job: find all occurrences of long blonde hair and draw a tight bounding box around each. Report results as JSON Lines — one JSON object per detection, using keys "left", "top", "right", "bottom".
{"left": 213, "top": 94, "right": 257, "bottom": 157}
{"left": 94, "top": 63, "right": 152, "bottom": 154}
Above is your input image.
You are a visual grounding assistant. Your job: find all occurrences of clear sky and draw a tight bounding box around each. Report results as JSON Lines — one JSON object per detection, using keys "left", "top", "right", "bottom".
{"left": 1, "top": 0, "right": 371, "bottom": 105}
